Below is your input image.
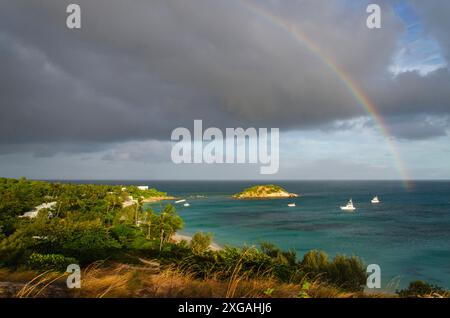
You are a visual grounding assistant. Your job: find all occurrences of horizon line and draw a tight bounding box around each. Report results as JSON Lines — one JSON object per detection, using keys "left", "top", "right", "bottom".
{"left": 21, "top": 178, "right": 450, "bottom": 182}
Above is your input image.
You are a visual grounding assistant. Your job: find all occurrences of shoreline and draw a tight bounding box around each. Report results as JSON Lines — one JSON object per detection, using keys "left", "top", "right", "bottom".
{"left": 141, "top": 196, "right": 176, "bottom": 203}
{"left": 172, "top": 233, "right": 222, "bottom": 251}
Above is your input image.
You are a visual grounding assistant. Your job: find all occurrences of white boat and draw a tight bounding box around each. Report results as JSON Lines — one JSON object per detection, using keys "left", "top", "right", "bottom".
{"left": 175, "top": 199, "right": 186, "bottom": 204}
{"left": 287, "top": 203, "right": 296, "bottom": 207}
{"left": 371, "top": 196, "right": 380, "bottom": 204}
{"left": 340, "top": 199, "right": 356, "bottom": 211}
{"left": 183, "top": 203, "right": 190, "bottom": 207}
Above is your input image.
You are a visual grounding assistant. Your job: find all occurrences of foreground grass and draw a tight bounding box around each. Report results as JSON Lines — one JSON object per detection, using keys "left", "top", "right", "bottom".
{"left": 3, "top": 261, "right": 449, "bottom": 298}
{"left": 0, "top": 263, "right": 391, "bottom": 298}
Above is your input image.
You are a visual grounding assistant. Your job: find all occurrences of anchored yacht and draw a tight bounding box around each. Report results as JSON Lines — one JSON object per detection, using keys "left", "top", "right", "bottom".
{"left": 340, "top": 199, "right": 356, "bottom": 211}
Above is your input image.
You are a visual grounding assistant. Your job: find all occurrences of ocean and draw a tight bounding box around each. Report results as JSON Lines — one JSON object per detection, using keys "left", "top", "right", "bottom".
{"left": 66, "top": 180, "right": 450, "bottom": 290}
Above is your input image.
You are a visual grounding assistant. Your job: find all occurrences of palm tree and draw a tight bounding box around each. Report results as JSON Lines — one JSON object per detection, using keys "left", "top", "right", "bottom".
{"left": 135, "top": 197, "right": 143, "bottom": 226}
{"left": 159, "top": 211, "right": 166, "bottom": 252}
{"left": 145, "top": 208, "right": 154, "bottom": 239}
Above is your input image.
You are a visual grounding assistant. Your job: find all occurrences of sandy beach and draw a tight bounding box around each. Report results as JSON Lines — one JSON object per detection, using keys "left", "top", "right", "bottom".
{"left": 142, "top": 196, "right": 176, "bottom": 203}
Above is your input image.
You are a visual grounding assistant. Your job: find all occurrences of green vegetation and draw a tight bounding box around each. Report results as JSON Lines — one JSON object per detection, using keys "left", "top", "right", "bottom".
{"left": 27, "top": 253, "right": 78, "bottom": 272}
{"left": 397, "top": 281, "right": 449, "bottom": 298}
{"left": 233, "top": 184, "right": 297, "bottom": 199}
{"left": 125, "top": 186, "right": 167, "bottom": 200}
{"left": 0, "top": 177, "right": 447, "bottom": 298}
{"left": 190, "top": 232, "right": 213, "bottom": 256}
{"left": 0, "top": 177, "right": 181, "bottom": 267}
{"left": 301, "top": 250, "right": 367, "bottom": 292}
{"left": 244, "top": 184, "right": 284, "bottom": 194}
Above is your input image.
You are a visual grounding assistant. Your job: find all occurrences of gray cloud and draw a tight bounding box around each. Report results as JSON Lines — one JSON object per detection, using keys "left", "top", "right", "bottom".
{"left": 0, "top": 0, "right": 449, "bottom": 158}
{"left": 411, "top": 0, "right": 450, "bottom": 61}
{"left": 372, "top": 68, "right": 450, "bottom": 117}
{"left": 385, "top": 115, "right": 450, "bottom": 140}
{"left": 101, "top": 140, "right": 172, "bottom": 163}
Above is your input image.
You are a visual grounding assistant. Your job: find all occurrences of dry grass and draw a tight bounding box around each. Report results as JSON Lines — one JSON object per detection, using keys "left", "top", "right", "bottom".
{"left": 16, "top": 270, "right": 67, "bottom": 298}
{"left": 73, "top": 261, "right": 134, "bottom": 298}
{"left": 419, "top": 291, "right": 450, "bottom": 298}
{"left": 140, "top": 267, "right": 297, "bottom": 298}
{"left": 0, "top": 264, "right": 399, "bottom": 298}
{"left": 0, "top": 268, "right": 40, "bottom": 283}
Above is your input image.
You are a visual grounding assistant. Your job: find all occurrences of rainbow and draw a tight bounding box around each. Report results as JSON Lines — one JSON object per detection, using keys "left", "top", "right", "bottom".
{"left": 238, "top": 0, "right": 413, "bottom": 188}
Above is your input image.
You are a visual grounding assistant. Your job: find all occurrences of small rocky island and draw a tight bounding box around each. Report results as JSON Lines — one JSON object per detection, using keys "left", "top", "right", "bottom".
{"left": 233, "top": 185, "right": 298, "bottom": 199}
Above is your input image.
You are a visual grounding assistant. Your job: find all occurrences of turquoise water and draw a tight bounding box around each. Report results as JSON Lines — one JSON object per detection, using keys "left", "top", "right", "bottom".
{"left": 76, "top": 180, "right": 450, "bottom": 289}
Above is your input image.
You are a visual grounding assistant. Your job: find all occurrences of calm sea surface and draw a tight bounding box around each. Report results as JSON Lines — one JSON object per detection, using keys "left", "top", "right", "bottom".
{"left": 62, "top": 180, "right": 450, "bottom": 290}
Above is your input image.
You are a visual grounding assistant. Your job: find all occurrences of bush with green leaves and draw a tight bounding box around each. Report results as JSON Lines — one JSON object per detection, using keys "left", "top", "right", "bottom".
{"left": 260, "top": 242, "right": 297, "bottom": 266}
{"left": 397, "top": 281, "right": 446, "bottom": 297}
{"left": 301, "top": 250, "right": 329, "bottom": 276}
{"left": 300, "top": 250, "right": 366, "bottom": 291}
{"left": 260, "top": 242, "right": 298, "bottom": 281}
{"left": 218, "top": 246, "right": 273, "bottom": 278}
{"left": 327, "top": 255, "right": 366, "bottom": 292}
{"left": 60, "top": 225, "right": 122, "bottom": 264}
{"left": 111, "top": 222, "right": 143, "bottom": 246}
{"left": 190, "top": 232, "right": 213, "bottom": 256}
{"left": 0, "top": 229, "right": 35, "bottom": 267}
{"left": 27, "top": 253, "right": 78, "bottom": 272}
{"left": 129, "top": 236, "right": 156, "bottom": 251}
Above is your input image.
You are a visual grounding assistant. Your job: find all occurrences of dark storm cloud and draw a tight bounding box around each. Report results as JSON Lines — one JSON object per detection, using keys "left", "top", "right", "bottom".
{"left": 101, "top": 140, "right": 172, "bottom": 163}
{"left": 372, "top": 68, "right": 450, "bottom": 116}
{"left": 0, "top": 142, "right": 110, "bottom": 157}
{"left": 380, "top": 115, "right": 450, "bottom": 140}
{"left": 0, "top": 0, "right": 449, "bottom": 156}
{"left": 0, "top": 24, "right": 224, "bottom": 145}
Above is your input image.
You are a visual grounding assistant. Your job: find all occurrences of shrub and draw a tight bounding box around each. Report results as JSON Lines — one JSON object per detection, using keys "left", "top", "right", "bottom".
{"left": 27, "top": 253, "right": 78, "bottom": 272}
{"left": 301, "top": 250, "right": 329, "bottom": 276}
{"left": 0, "top": 229, "right": 35, "bottom": 267}
{"left": 218, "top": 246, "right": 273, "bottom": 279}
{"left": 300, "top": 251, "right": 366, "bottom": 292}
{"left": 260, "top": 242, "right": 297, "bottom": 266}
{"left": 190, "top": 232, "right": 212, "bottom": 256}
{"left": 398, "top": 281, "right": 446, "bottom": 297}
{"left": 61, "top": 227, "right": 121, "bottom": 264}
{"left": 327, "top": 254, "right": 366, "bottom": 292}
{"left": 111, "top": 223, "right": 142, "bottom": 246}
{"left": 129, "top": 236, "right": 154, "bottom": 251}
{"left": 150, "top": 242, "right": 192, "bottom": 268}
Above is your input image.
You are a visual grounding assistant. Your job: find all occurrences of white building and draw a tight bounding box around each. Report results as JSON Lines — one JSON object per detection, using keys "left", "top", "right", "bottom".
{"left": 137, "top": 186, "right": 148, "bottom": 190}
{"left": 20, "top": 202, "right": 57, "bottom": 218}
